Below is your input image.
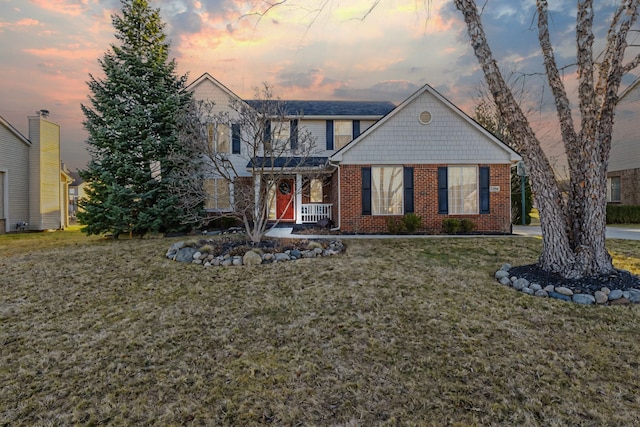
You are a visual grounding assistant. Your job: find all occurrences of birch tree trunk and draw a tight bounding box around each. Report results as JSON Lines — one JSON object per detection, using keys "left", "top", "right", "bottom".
{"left": 454, "top": 0, "right": 640, "bottom": 278}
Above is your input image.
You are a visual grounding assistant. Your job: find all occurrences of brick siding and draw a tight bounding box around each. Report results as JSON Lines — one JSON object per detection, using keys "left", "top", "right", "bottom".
{"left": 338, "top": 164, "right": 512, "bottom": 234}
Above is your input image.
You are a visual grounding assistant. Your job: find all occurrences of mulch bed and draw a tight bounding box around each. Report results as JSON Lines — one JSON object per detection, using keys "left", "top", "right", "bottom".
{"left": 509, "top": 263, "right": 640, "bottom": 294}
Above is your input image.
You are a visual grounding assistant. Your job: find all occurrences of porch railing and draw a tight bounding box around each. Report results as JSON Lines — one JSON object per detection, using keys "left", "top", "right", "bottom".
{"left": 301, "top": 203, "right": 332, "bottom": 223}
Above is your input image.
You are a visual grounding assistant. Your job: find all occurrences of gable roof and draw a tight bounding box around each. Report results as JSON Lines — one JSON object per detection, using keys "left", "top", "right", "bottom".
{"left": 330, "top": 83, "right": 521, "bottom": 163}
{"left": 185, "top": 72, "right": 244, "bottom": 102}
{"left": 0, "top": 115, "right": 31, "bottom": 147}
{"left": 244, "top": 100, "right": 396, "bottom": 118}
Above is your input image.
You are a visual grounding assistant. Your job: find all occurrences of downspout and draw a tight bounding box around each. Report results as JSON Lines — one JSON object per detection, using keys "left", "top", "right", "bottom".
{"left": 329, "top": 160, "right": 340, "bottom": 231}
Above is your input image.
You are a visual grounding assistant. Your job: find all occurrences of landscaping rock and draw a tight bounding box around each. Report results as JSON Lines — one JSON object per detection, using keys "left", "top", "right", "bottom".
{"left": 496, "top": 264, "right": 640, "bottom": 306}
{"left": 513, "top": 278, "right": 529, "bottom": 291}
{"left": 548, "top": 292, "right": 572, "bottom": 302}
{"left": 529, "top": 283, "right": 542, "bottom": 292}
{"left": 628, "top": 289, "right": 640, "bottom": 303}
{"left": 275, "top": 253, "right": 291, "bottom": 262}
{"left": 555, "top": 287, "right": 574, "bottom": 297}
{"left": 595, "top": 291, "right": 608, "bottom": 304}
{"left": 573, "top": 294, "right": 595, "bottom": 305}
{"left": 608, "top": 289, "right": 623, "bottom": 300}
{"left": 499, "top": 276, "right": 512, "bottom": 286}
{"left": 495, "top": 270, "right": 510, "bottom": 280}
{"left": 243, "top": 250, "right": 263, "bottom": 266}
{"left": 175, "top": 247, "right": 198, "bottom": 263}
{"left": 307, "top": 241, "right": 324, "bottom": 250}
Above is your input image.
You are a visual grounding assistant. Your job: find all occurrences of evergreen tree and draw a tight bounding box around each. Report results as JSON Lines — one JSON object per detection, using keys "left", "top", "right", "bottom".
{"left": 79, "top": 0, "right": 191, "bottom": 238}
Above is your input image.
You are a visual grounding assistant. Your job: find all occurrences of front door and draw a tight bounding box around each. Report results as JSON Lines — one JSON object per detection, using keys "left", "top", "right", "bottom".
{"left": 276, "top": 179, "right": 294, "bottom": 221}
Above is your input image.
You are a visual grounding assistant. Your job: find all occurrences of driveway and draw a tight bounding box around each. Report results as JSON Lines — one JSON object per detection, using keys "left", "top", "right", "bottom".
{"left": 512, "top": 224, "right": 640, "bottom": 241}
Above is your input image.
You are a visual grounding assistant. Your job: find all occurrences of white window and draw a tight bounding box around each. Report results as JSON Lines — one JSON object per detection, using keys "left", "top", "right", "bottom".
{"left": 208, "top": 123, "right": 230, "bottom": 153}
{"left": 310, "top": 178, "right": 323, "bottom": 203}
{"left": 271, "top": 120, "right": 290, "bottom": 149}
{"left": 372, "top": 166, "right": 403, "bottom": 215}
{"left": 334, "top": 120, "right": 352, "bottom": 150}
{"left": 204, "top": 178, "right": 231, "bottom": 211}
{"left": 607, "top": 176, "right": 621, "bottom": 202}
{"left": 448, "top": 166, "right": 478, "bottom": 214}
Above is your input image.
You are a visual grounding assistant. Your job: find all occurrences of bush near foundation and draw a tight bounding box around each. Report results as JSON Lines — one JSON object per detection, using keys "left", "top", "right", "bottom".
{"left": 607, "top": 205, "right": 640, "bottom": 224}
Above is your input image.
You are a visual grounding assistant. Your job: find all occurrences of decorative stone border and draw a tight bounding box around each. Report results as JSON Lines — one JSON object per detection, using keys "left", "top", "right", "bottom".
{"left": 495, "top": 263, "right": 640, "bottom": 305}
{"left": 167, "top": 239, "right": 345, "bottom": 267}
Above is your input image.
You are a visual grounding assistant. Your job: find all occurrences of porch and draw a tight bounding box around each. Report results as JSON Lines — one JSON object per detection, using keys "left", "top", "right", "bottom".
{"left": 300, "top": 203, "right": 332, "bottom": 224}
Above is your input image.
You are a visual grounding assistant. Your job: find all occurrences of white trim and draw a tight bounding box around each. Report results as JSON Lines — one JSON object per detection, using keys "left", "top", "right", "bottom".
{"left": 296, "top": 174, "right": 303, "bottom": 224}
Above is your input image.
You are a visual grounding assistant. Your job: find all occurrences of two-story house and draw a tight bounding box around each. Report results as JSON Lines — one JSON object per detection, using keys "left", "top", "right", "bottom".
{"left": 186, "top": 73, "right": 521, "bottom": 234}
{"left": 0, "top": 111, "right": 71, "bottom": 233}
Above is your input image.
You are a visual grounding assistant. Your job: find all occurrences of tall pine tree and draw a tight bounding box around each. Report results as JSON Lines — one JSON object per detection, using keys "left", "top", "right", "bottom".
{"left": 79, "top": 0, "right": 191, "bottom": 238}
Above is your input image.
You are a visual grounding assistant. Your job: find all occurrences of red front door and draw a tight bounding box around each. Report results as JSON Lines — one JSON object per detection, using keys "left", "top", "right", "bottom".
{"left": 276, "top": 179, "right": 294, "bottom": 221}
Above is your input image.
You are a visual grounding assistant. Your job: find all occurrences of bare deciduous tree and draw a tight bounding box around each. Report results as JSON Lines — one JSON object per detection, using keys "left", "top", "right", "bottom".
{"left": 171, "top": 85, "right": 322, "bottom": 243}
{"left": 455, "top": 0, "right": 640, "bottom": 278}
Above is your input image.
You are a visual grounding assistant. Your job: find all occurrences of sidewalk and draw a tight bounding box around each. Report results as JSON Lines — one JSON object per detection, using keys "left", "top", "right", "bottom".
{"left": 512, "top": 224, "right": 640, "bottom": 241}
{"left": 266, "top": 225, "right": 640, "bottom": 241}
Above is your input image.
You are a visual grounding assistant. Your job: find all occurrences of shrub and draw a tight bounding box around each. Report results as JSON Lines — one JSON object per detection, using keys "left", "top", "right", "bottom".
{"left": 607, "top": 205, "right": 640, "bottom": 224}
{"left": 460, "top": 219, "right": 476, "bottom": 233}
{"left": 402, "top": 213, "right": 422, "bottom": 233}
{"left": 386, "top": 217, "right": 405, "bottom": 234}
{"left": 442, "top": 218, "right": 460, "bottom": 234}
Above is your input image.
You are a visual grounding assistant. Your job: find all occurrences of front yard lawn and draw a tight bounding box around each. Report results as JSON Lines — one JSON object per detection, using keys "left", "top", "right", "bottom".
{"left": 1, "top": 230, "right": 640, "bottom": 425}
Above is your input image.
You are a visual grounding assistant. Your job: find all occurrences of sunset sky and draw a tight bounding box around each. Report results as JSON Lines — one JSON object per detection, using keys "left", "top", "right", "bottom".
{"left": 1, "top": 0, "right": 638, "bottom": 173}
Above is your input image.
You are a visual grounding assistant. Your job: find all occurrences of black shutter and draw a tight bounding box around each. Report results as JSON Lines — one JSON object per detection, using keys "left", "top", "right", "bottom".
{"left": 352, "top": 120, "right": 361, "bottom": 139}
{"left": 290, "top": 119, "right": 298, "bottom": 150}
{"left": 362, "top": 167, "right": 371, "bottom": 215}
{"left": 231, "top": 124, "right": 241, "bottom": 154}
{"left": 479, "top": 166, "right": 490, "bottom": 214}
{"left": 326, "top": 120, "right": 334, "bottom": 150}
{"left": 403, "top": 167, "right": 414, "bottom": 213}
{"left": 438, "top": 167, "right": 448, "bottom": 214}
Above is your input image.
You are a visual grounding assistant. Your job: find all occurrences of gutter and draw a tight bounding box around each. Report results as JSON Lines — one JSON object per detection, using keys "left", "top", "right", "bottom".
{"left": 329, "top": 159, "right": 341, "bottom": 231}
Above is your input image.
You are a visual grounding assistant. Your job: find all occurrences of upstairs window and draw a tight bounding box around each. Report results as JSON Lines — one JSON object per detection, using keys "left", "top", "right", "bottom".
{"left": 334, "top": 120, "right": 352, "bottom": 150}
{"left": 208, "top": 123, "right": 230, "bottom": 153}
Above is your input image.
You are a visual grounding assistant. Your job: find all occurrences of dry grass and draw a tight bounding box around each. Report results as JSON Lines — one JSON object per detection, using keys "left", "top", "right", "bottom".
{"left": 1, "top": 230, "right": 640, "bottom": 426}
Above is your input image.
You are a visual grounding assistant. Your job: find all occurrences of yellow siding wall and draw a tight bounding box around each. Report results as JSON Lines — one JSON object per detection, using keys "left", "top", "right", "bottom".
{"left": 29, "top": 116, "right": 62, "bottom": 230}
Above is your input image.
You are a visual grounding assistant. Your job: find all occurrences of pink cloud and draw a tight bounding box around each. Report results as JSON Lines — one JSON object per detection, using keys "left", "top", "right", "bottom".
{"left": 0, "top": 18, "right": 41, "bottom": 31}
{"left": 29, "top": 0, "right": 89, "bottom": 17}
{"left": 23, "top": 46, "right": 98, "bottom": 60}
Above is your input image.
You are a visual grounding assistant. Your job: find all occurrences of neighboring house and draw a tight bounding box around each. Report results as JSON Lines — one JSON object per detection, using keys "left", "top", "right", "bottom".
{"left": 609, "top": 78, "right": 640, "bottom": 205}
{"left": 0, "top": 111, "right": 71, "bottom": 233}
{"left": 67, "top": 170, "right": 87, "bottom": 221}
{"left": 186, "top": 73, "right": 521, "bottom": 234}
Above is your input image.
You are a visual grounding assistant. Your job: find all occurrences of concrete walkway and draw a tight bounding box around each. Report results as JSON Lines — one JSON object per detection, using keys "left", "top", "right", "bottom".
{"left": 512, "top": 224, "right": 640, "bottom": 241}
{"left": 265, "top": 224, "right": 640, "bottom": 241}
